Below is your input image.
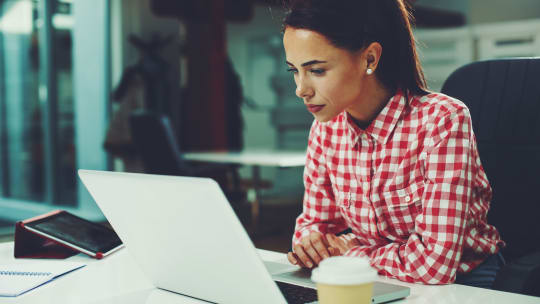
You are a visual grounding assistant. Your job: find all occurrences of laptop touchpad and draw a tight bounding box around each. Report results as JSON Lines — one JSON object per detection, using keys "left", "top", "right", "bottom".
{"left": 264, "top": 261, "right": 300, "bottom": 275}
{"left": 265, "top": 261, "right": 316, "bottom": 289}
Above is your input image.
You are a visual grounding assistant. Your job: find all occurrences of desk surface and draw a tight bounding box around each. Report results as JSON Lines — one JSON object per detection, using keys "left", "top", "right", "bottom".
{"left": 1, "top": 242, "right": 538, "bottom": 304}
{"left": 183, "top": 150, "right": 306, "bottom": 167}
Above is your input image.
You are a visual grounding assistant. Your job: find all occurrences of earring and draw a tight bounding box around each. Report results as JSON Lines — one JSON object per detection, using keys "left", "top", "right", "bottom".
{"left": 366, "top": 68, "right": 373, "bottom": 75}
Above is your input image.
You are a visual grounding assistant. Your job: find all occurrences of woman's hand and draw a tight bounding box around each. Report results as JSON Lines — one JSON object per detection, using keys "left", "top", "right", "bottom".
{"left": 287, "top": 231, "right": 340, "bottom": 268}
{"left": 326, "top": 233, "right": 360, "bottom": 255}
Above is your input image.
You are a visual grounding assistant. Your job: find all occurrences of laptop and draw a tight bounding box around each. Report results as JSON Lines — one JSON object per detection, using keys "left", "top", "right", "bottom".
{"left": 78, "top": 170, "right": 410, "bottom": 304}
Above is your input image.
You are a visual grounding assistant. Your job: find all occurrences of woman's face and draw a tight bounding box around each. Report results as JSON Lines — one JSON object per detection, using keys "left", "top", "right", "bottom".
{"left": 283, "top": 27, "right": 368, "bottom": 122}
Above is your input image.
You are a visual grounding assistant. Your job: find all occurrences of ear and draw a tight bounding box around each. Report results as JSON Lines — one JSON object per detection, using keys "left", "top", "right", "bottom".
{"left": 364, "top": 42, "right": 383, "bottom": 72}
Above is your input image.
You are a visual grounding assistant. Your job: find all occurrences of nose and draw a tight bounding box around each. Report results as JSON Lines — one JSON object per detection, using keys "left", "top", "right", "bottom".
{"left": 295, "top": 77, "right": 313, "bottom": 99}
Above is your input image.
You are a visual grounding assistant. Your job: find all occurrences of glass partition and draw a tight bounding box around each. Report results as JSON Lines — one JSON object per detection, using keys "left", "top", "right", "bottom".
{"left": 52, "top": 0, "right": 76, "bottom": 205}
{"left": 0, "top": 0, "right": 44, "bottom": 202}
{"left": 0, "top": 0, "right": 108, "bottom": 230}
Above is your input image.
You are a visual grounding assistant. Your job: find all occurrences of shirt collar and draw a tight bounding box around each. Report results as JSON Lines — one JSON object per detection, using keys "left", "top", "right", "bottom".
{"left": 345, "top": 89, "right": 408, "bottom": 145}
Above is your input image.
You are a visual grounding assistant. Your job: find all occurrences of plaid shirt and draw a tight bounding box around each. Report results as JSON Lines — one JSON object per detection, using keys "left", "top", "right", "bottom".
{"left": 293, "top": 90, "right": 504, "bottom": 284}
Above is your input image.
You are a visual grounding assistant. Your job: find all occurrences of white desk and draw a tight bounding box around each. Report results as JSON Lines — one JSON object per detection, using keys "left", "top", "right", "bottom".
{"left": 183, "top": 150, "right": 306, "bottom": 168}
{"left": 1, "top": 242, "right": 539, "bottom": 304}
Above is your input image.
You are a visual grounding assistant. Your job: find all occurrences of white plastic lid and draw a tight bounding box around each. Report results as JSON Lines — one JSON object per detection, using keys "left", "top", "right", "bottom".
{"left": 311, "top": 256, "right": 377, "bottom": 285}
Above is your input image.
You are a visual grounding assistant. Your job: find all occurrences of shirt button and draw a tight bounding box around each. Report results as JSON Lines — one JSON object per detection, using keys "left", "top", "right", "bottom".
{"left": 405, "top": 196, "right": 411, "bottom": 203}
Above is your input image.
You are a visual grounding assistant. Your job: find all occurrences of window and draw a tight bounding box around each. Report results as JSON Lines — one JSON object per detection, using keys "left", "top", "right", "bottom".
{"left": 0, "top": 0, "right": 109, "bottom": 226}
{"left": 0, "top": 0, "right": 44, "bottom": 202}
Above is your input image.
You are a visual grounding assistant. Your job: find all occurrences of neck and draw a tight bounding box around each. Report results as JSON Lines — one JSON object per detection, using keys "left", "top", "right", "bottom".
{"left": 347, "top": 80, "right": 394, "bottom": 129}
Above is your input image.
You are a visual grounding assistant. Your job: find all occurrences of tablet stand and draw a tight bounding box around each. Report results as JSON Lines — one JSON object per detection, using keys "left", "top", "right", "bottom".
{"left": 14, "top": 212, "right": 79, "bottom": 259}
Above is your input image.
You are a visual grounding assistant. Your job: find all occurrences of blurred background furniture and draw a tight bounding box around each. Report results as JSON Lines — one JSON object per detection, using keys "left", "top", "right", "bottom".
{"left": 473, "top": 20, "right": 540, "bottom": 60}
{"left": 183, "top": 150, "right": 305, "bottom": 232}
{"left": 416, "top": 19, "right": 540, "bottom": 93}
{"left": 129, "top": 111, "right": 210, "bottom": 176}
{"left": 128, "top": 111, "right": 244, "bottom": 201}
{"left": 441, "top": 57, "right": 540, "bottom": 297}
{"left": 414, "top": 27, "right": 474, "bottom": 92}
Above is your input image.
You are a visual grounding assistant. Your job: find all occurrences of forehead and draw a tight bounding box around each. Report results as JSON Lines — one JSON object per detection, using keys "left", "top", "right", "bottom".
{"left": 283, "top": 28, "right": 346, "bottom": 64}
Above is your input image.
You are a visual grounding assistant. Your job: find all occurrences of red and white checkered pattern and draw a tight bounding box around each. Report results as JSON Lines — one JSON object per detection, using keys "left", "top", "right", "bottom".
{"left": 293, "top": 90, "right": 504, "bottom": 284}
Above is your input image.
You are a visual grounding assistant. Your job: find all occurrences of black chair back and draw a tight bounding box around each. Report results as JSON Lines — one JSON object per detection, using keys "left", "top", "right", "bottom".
{"left": 129, "top": 111, "right": 190, "bottom": 176}
{"left": 441, "top": 58, "right": 540, "bottom": 262}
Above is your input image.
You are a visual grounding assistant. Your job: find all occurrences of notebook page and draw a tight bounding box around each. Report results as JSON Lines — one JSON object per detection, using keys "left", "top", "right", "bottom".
{"left": 0, "top": 262, "right": 85, "bottom": 297}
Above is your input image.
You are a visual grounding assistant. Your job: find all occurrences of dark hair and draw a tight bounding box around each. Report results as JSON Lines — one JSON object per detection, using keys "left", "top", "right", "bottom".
{"left": 283, "top": 0, "right": 428, "bottom": 95}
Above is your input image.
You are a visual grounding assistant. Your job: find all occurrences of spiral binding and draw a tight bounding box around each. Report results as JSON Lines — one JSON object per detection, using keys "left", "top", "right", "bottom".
{"left": 0, "top": 271, "right": 52, "bottom": 276}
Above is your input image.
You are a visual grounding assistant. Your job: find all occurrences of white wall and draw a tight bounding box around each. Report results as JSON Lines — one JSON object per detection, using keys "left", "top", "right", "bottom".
{"left": 416, "top": 0, "right": 540, "bottom": 24}
{"left": 468, "top": 0, "right": 540, "bottom": 24}
{"left": 415, "top": 0, "right": 468, "bottom": 15}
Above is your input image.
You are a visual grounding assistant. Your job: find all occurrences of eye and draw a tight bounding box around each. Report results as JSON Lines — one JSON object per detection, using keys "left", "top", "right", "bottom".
{"left": 287, "top": 67, "right": 298, "bottom": 74}
{"left": 310, "top": 69, "right": 325, "bottom": 75}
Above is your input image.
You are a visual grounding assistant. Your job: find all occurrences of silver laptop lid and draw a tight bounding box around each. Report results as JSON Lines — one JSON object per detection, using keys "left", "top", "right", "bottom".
{"left": 78, "top": 170, "right": 287, "bottom": 304}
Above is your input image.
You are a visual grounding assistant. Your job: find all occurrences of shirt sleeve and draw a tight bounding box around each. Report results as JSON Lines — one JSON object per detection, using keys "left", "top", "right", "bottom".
{"left": 344, "top": 108, "right": 474, "bottom": 285}
{"left": 293, "top": 120, "right": 348, "bottom": 246}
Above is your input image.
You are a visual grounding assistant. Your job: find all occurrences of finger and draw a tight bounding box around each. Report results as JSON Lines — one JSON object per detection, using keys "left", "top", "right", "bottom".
{"left": 328, "top": 234, "right": 346, "bottom": 254}
{"left": 310, "top": 232, "right": 330, "bottom": 259}
{"left": 342, "top": 233, "right": 359, "bottom": 249}
{"left": 326, "top": 234, "right": 340, "bottom": 250}
{"left": 328, "top": 247, "right": 341, "bottom": 256}
{"left": 287, "top": 252, "right": 298, "bottom": 265}
{"left": 287, "top": 252, "right": 307, "bottom": 268}
{"left": 320, "top": 232, "right": 330, "bottom": 247}
{"left": 304, "top": 243, "right": 323, "bottom": 266}
{"left": 293, "top": 244, "right": 315, "bottom": 268}
{"left": 301, "top": 237, "right": 323, "bottom": 266}
{"left": 347, "top": 233, "right": 360, "bottom": 247}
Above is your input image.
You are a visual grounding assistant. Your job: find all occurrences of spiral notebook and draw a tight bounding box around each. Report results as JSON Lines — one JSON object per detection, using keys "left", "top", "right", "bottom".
{"left": 0, "top": 262, "right": 85, "bottom": 297}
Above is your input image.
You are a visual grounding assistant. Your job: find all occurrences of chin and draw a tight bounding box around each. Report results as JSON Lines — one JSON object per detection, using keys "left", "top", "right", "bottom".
{"left": 314, "top": 117, "right": 331, "bottom": 123}
{"left": 313, "top": 113, "right": 334, "bottom": 123}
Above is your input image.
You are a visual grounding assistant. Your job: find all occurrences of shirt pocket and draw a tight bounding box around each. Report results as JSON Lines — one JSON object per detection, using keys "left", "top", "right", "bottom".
{"left": 378, "top": 180, "right": 425, "bottom": 238}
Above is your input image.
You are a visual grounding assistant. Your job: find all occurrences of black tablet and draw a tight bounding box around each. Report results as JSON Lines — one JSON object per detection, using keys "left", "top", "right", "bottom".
{"left": 23, "top": 210, "right": 123, "bottom": 258}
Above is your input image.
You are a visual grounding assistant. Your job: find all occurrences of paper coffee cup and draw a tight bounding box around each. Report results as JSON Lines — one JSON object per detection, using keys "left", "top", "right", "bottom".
{"left": 311, "top": 256, "right": 377, "bottom": 304}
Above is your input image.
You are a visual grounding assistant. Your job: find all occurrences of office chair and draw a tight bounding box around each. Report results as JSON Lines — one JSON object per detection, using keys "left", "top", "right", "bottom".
{"left": 441, "top": 58, "right": 540, "bottom": 296}
{"left": 128, "top": 111, "right": 243, "bottom": 188}
{"left": 128, "top": 111, "right": 185, "bottom": 176}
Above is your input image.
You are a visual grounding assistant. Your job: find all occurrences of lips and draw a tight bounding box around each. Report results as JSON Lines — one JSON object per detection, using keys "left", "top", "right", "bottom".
{"left": 306, "top": 104, "right": 325, "bottom": 113}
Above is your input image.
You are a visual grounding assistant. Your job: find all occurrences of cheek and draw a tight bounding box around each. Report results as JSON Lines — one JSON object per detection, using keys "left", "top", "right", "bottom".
{"left": 314, "top": 75, "right": 342, "bottom": 101}
{"left": 318, "top": 73, "right": 361, "bottom": 106}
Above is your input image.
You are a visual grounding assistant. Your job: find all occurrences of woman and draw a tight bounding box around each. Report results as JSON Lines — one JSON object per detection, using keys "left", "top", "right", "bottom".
{"left": 283, "top": 0, "right": 505, "bottom": 287}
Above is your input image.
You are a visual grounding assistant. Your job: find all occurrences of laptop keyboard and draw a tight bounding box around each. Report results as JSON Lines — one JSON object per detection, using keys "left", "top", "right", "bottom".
{"left": 276, "top": 281, "right": 318, "bottom": 304}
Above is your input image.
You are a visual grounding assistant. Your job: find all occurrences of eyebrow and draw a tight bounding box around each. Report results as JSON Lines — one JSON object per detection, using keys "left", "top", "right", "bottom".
{"left": 286, "top": 60, "right": 327, "bottom": 67}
